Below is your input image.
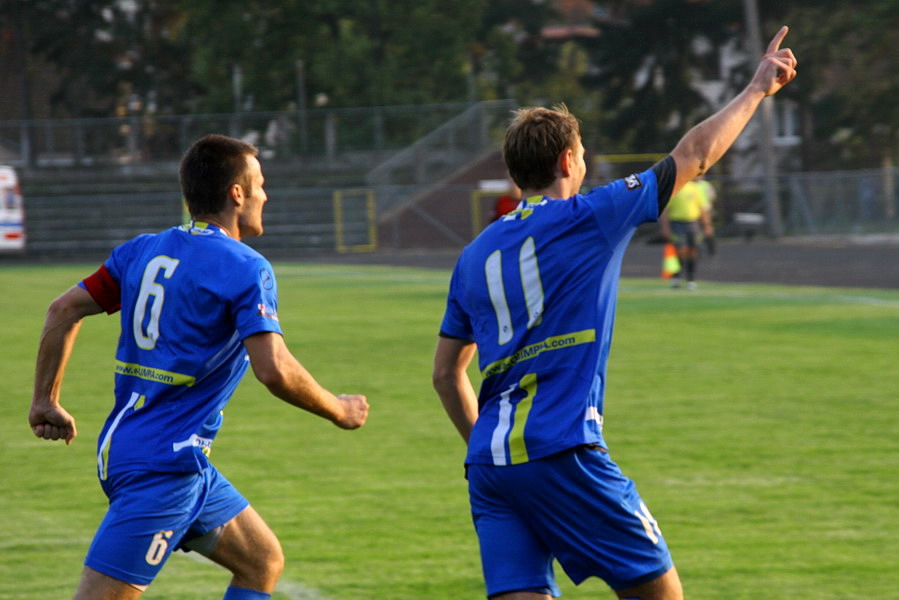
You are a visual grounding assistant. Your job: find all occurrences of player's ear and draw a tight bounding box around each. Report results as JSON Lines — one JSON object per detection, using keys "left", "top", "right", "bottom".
{"left": 557, "top": 148, "right": 574, "bottom": 178}
{"left": 229, "top": 182, "right": 244, "bottom": 207}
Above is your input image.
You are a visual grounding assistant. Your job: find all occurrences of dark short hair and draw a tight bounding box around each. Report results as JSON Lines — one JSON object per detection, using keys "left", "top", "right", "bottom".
{"left": 503, "top": 105, "right": 581, "bottom": 191}
{"left": 179, "top": 134, "right": 259, "bottom": 217}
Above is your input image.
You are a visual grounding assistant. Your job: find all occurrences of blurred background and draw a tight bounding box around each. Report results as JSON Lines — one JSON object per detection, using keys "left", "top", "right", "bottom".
{"left": 0, "top": 0, "right": 896, "bottom": 259}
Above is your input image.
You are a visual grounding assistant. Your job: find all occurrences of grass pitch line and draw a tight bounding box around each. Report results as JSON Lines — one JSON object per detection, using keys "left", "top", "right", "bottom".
{"left": 619, "top": 282, "right": 899, "bottom": 307}
{"left": 181, "top": 551, "right": 334, "bottom": 600}
{"left": 275, "top": 579, "right": 335, "bottom": 600}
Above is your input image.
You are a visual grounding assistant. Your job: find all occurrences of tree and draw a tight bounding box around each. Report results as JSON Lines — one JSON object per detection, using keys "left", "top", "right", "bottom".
{"left": 171, "top": 0, "right": 488, "bottom": 112}
{"left": 2, "top": 0, "right": 120, "bottom": 117}
{"left": 578, "top": 0, "right": 743, "bottom": 154}
{"left": 5, "top": 0, "right": 896, "bottom": 172}
{"left": 760, "top": 0, "right": 898, "bottom": 169}
{"left": 0, "top": 0, "right": 197, "bottom": 119}
{"left": 470, "top": 0, "right": 563, "bottom": 103}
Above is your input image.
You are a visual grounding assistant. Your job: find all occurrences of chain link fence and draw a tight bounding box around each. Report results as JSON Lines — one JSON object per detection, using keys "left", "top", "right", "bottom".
{"left": 1, "top": 101, "right": 896, "bottom": 261}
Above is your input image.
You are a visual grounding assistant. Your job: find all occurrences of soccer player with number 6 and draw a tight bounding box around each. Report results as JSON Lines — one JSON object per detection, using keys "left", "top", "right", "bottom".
{"left": 29, "top": 134, "right": 369, "bottom": 600}
{"left": 433, "top": 26, "right": 797, "bottom": 600}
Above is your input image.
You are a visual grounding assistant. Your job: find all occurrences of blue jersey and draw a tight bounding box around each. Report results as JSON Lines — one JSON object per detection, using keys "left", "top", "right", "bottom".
{"left": 80, "top": 222, "right": 282, "bottom": 478}
{"left": 440, "top": 166, "right": 665, "bottom": 466}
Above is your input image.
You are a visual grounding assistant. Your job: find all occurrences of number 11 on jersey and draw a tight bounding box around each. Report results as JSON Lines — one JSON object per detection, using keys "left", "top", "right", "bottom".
{"left": 485, "top": 237, "right": 544, "bottom": 346}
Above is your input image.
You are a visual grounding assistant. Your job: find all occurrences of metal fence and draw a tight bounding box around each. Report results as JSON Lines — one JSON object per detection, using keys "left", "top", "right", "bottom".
{"left": 1, "top": 101, "right": 896, "bottom": 261}
{"left": 593, "top": 157, "right": 898, "bottom": 240}
{"left": 710, "top": 168, "right": 898, "bottom": 238}
{"left": 13, "top": 170, "right": 895, "bottom": 262}
{"left": 4, "top": 100, "right": 519, "bottom": 259}
{"left": 0, "top": 100, "right": 516, "bottom": 173}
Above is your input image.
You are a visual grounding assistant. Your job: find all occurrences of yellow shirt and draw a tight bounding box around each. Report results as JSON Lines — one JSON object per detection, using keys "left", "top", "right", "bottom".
{"left": 667, "top": 180, "right": 712, "bottom": 222}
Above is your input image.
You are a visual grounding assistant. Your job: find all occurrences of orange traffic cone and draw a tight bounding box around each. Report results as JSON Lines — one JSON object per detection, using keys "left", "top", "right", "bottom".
{"left": 661, "top": 242, "right": 681, "bottom": 279}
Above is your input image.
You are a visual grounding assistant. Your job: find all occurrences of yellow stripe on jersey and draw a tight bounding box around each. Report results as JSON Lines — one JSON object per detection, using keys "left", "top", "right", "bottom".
{"left": 481, "top": 329, "right": 596, "bottom": 380}
{"left": 508, "top": 373, "right": 537, "bottom": 464}
{"left": 115, "top": 361, "right": 196, "bottom": 387}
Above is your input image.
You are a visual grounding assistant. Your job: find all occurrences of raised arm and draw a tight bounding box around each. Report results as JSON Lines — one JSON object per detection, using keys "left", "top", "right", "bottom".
{"left": 243, "top": 332, "right": 369, "bottom": 429}
{"left": 432, "top": 336, "right": 479, "bottom": 444}
{"left": 30, "top": 285, "right": 104, "bottom": 444}
{"left": 670, "top": 26, "right": 798, "bottom": 194}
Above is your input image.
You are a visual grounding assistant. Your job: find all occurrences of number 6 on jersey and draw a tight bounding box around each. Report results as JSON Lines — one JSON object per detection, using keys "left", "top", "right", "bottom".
{"left": 133, "top": 256, "right": 180, "bottom": 350}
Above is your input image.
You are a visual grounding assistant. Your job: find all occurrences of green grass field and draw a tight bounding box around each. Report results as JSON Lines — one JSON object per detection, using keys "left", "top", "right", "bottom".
{"left": 1, "top": 262, "right": 897, "bottom": 599}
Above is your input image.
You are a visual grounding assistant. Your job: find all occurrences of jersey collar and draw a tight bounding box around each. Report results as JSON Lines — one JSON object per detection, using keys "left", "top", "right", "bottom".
{"left": 183, "top": 220, "right": 232, "bottom": 238}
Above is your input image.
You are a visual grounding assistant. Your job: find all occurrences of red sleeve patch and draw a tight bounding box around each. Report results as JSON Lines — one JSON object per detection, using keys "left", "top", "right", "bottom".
{"left": 82, "top": 264, "right": 121, "bottom": 314}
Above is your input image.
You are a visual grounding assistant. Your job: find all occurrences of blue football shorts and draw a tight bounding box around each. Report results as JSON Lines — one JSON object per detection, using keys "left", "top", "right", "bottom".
{"left": 84, "top": 466, "right": 249, "bottom": 587}
{"left": 467, "top": 446, "right": 673, "bottom": 597}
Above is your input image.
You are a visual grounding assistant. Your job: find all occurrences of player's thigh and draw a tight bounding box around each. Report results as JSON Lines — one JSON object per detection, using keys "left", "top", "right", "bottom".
{"left": 73, "top": 565, "right": 145, "bottom": 600}
{"left": 85, "top": 471, "right": 207, "bottom": 589}
{"left": 179, "top": 465, "right": 249, "bottom": 555}
{"left": 615, "top": 565, "right": 683, "bottom": 600}
{"left": 207, "top": 504, "right": 284, "bottom": 581}
{"left": 469, "top": 464, "right": 560, "bottom": 598}
{"left": 516, "top": 448, "right": 674, "bottom": 591}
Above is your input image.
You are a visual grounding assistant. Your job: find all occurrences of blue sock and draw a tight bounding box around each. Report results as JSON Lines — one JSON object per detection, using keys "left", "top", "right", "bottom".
{"left": 222, "top": 586, "right": 271, "bottom": 600}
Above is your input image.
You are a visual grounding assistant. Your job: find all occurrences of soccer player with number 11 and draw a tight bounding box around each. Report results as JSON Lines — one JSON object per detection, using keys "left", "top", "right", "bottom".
{"left": 433, "top": 26, "right": 797, "bottom": 600}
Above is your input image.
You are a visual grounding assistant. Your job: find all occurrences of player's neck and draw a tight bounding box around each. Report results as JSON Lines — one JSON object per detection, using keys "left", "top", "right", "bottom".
{"left": 192, "top": 214, "right": 238, "bottom": 239}
{"left": 522, "top": 180, "right": 575, "bottom": 202}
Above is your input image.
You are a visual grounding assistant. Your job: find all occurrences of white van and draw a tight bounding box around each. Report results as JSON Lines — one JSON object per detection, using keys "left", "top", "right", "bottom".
{"left": 0, "top": 166, "right": 25, "bottom": 251}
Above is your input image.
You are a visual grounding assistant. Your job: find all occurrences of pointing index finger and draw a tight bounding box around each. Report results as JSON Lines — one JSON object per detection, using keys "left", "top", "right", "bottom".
{"left": 766, "top": 25, "right": 789, "bottom": 55}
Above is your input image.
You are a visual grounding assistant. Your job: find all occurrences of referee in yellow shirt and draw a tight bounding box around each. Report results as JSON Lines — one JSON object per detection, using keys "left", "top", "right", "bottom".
{"left": 660, "top": 177, "right": 715, "bottom": 289}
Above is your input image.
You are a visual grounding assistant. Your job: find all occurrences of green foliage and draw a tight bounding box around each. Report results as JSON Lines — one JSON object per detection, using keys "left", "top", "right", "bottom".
{"left": 5, "top": 0, "right": 121, "bottom": 116}
{"left": 1, "top": 0, "right": 194, "bottom": 117}
{"left": 472, "top": 0, "right": 562, "bottom": 102}
{"left": 170, "top": 0, "right": 488, "bottom": 112}
{"left": 578, "top": 0, "right": 743, "bottom": 153}
{"left": 4, "top": 0, "right": 897, "bottom": 166}
{"left": 2, "top": 263, "right": 898, "bottom": 599}
{"left": 762, "top": 0, "right": 899, "bottom": 168}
